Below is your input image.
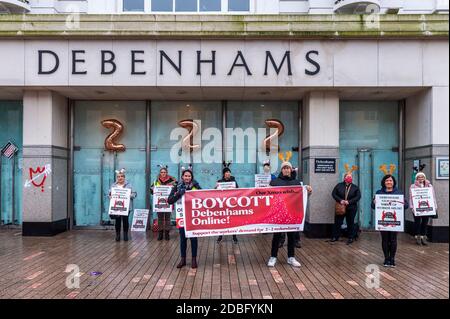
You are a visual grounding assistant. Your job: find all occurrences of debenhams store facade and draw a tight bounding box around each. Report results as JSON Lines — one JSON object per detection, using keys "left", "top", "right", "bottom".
{"left": 0, "top": 14, "right": 448, "bottom": 241}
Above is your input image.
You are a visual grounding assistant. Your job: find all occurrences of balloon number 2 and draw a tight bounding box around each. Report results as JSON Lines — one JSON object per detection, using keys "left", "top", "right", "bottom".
{"left": 101, "top": 119, "right": 126, "bottom": 152}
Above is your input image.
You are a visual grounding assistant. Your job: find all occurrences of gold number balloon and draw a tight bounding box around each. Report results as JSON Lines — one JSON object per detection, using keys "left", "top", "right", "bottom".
{"left": 101, "top": 119, "right": 126, "bottom": 152}
{"left": 178, "top": 119, "right": 201, "bottom": 151}
{"left": 263, "top": 119, "right": 285, "bottom": 154}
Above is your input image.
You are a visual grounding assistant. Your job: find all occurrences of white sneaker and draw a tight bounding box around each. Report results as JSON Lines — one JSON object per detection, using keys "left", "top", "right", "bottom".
{"left": 267, "top": 257, "right": 277, "bottom": 267}
{"left": 287, "top": 257, "right": 301, "bottom": 267}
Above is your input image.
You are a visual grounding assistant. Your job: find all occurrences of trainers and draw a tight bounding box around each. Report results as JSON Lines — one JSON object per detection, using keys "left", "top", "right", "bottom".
{"left": 383, "top": 259, "right": 391, "bottom": 267}
{"left": 267, "top": 257, "right": 277, "bottom": 267}
{"left": 287, "top": 257, "right": 301, "bottom": 267}
{"left": 390, "top": 259, "right": 396, "bottom": 268}
{"left": 415, "top": 235, "right": 421, "bottom": 245}
{"left": 421, "top": 236, "right": 428, "bottom": 246}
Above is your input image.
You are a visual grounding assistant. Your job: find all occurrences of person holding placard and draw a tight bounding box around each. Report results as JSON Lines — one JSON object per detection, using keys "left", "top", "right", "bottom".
{"left": 168, "top": 166, "right": 202, "bottom": 269}
{"left": 151, "top": 165, "right": 177, "bottom": 241}
{"left": 216, "top": 162, "right": 239, "bottom": 244}
{"left": 409, "top": 171, "right": 437, "bottom": 246}
{"left": 371, "top": 173, "right": 408, "bottom": 268}
{"left": 109, "top": 169, "right": 137, "bottom": 242}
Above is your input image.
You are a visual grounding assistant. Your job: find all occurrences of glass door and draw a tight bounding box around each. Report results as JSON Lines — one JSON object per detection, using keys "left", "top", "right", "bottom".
{"left": 339, "top": 101, "right": 399, "bottom": 230}
{"left": 0, "top": 101, "right": 23, "bottom": 225}
{"left": 73, "top": 101, "right": 147, "bottom": 226}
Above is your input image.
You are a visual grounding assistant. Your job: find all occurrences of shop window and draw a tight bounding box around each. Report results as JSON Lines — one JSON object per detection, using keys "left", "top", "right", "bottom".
{"left": 176, "top": 0, "right": 197, "bottom": 12}
{"left": 123, "top": 0, "right": 145, "bottom": 12}
{"left": 228, "top": 0, "right": 249, "bottom": 11}
{"left": 152, "top": 0, "right": 173, "bottom": 11}
{"left": 200, "top": 0, "right": 221, "bottom": 11}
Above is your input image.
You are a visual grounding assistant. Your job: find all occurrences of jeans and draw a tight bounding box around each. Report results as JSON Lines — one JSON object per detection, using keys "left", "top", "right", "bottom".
{"left": 271, "top": 232, "right": 296, "bottom": 258}
{"left": 413, "top": 216, "right": 430, "bottom": 236}
{"left": 381, "top": 231, "right": 397, "bottom": 260}
{"left": 179, "top": 228, "right": 198, "bottom": 258}
{"left": 332, "top": 208, "right": 357, "bottom": 240}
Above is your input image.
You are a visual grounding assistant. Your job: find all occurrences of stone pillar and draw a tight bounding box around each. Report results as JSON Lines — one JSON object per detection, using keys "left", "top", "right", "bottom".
{"left": 405, "top": 86, "right": 449, "bottom": 242}
{"left": 302, "top": 91, "right": 340, "bottom": 238}
{"left": 22, "top": 90, "right": 69, "bottom": 236}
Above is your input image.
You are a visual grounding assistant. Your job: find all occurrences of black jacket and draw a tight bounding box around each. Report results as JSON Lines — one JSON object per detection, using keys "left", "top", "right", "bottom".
{"left": 217, "top": 176, "right": 239, "bottom": 188}
{"left": 332, "top": 182, "right": 361, "bottom": 211}
{"left": 269, "top": 173, "right": 302, "bottom": 187}
{"left": 167, "top": 180, "right": 202, "bottom": 205}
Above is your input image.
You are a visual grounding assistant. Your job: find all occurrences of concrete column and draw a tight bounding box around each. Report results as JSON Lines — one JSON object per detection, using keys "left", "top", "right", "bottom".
{"left": 404, "top": 86, "right": 449, "bottom": 242}
{"left": 22, "top": 90, "right": 69, "bottom": 236}
{"left": 302, "top": 91, "right": 340, "bottom": 238}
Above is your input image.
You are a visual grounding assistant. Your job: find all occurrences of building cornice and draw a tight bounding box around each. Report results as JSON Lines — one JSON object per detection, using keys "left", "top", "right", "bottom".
{"left": 0, "top": 14, "right": 448, "bottom": 39}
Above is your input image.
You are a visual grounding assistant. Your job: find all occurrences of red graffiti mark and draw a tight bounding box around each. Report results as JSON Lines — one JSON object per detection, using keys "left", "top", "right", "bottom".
{"left": 29, "top": 167, "right": 47, "bottom": 192}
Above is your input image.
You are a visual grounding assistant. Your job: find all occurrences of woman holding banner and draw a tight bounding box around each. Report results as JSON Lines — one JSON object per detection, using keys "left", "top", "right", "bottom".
{"left": 372, "top": 174, "right": 408, "bottom": 267}
{"left": 151, "top": 165, "right": 177, "bottom": 241}
{"left": 109, "top": 169, "right": 137, "bottom": 242}
{"left": 168, "top": 167, "right": 201, "bottom": 269}
{"left": 267, "top": 161, "right": 312, "bottom": 268}
{"left": 409, "top": 172, "right": 437, "bottom": 246}
{"left": 216, "top": 163, "right": 239, "bottom": 244}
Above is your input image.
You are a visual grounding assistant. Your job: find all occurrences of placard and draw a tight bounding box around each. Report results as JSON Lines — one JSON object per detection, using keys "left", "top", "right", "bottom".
{"left": 254, "top": 174, "right": 272, "bottom": 188}
{"left": 375, "top": 194, "right": 404, "bottom": 232}
{"left": 108, "top": 187, "right": 131, "bottom": 217}
{"left": 131, "top": 209, "right": 150, "bottom": 232}
{"left": 217, "top": 181, "right": 237, "bottom": 190}
{"left": 410, "top": 187, "right": 437, "bottom": 217}
{"left": 152, "top": 186, "right": 173, "bottom": 212}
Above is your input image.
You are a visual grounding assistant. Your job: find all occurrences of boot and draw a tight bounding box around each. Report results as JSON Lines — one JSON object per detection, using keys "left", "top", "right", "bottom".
{"left": 191, "top": 257, "right": 198, "bottom": 269}
{"left": 157, "top": 231, "right": 163, "bottom": 241}
{"left": 115, "top": 231, "right": 120, "bottom": 242}
{"left": 176, "top": 257, "right": 186, "bottom": 269}
{"left": 123, "top": 231, "right": 129, "bottom": 242}
{"left": 415, "top": 235, "right": 421, "bottom": 245}
{"left": 165, "top": 231, "right": 170, "bottom": 241}
{"left": 421, "top": 236, "right": 428, "bottom": 246}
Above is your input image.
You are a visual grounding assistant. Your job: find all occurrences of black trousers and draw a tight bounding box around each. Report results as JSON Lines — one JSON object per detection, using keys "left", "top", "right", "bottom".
{"left": 271, "top": 232, "right": 296, "bottom": 258}
{"left": 332, "top": 208, "right": 357, "bottom": 240}
{"left": 279, "top": 232, "right": 300, "bottom": 244}
{"left": 381, "top": 231, "right": 397, "bottom": 260}
{"left": 413, "top": 216, "right": 430, "bottom": 236}
{"left": 114, "top": 216, "right": 129, "bottom": 233}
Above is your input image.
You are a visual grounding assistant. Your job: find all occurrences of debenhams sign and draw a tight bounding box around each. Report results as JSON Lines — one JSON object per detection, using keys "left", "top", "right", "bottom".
{"left": 1, "top": 40, "right": 332, "bottom": 86}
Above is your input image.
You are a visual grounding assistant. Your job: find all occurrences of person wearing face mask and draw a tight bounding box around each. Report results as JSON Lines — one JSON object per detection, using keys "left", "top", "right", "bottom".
{"left": 109, "top": 169, "right": 137, "bottom": 242}
{"left": 372, "top": 174, "right": 409, "bottom": 268}
{"left": 330, "top": 168, "right": 361, "bottom": 245}
{"left": 409, "top": 171, "right": 437, "bottom": 246}
{"left": 151, "top": 165, "right": 177, "bottom": 241}
{"left": 168, "top": 167, "right": 201, "bottom": 269}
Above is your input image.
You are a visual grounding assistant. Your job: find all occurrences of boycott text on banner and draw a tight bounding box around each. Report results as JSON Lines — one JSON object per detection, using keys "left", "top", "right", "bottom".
{"left": 182, "top": 186, "right": 308, "bottom": 238}
{"left": 410, "top": 187, "right": 437, "bottom": 217}
{"left": 254, "top": 174, "right": 272, "bottom": 188}
{"left": 375, "top": 194, "right": 404, "bottom": 232}
{"left": 131, "top": 209, "right": 150, "bottom": 232}
{"left": 152, "top": 186, "right": 173, "bottom": 213}
{"left": 108, "top": 187, "right": 131, "bottom": 217}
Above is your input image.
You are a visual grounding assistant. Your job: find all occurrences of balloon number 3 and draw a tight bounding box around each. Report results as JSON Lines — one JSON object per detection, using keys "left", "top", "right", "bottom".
{"left": 101, "top": 119, "right": 126, "bottom": 152}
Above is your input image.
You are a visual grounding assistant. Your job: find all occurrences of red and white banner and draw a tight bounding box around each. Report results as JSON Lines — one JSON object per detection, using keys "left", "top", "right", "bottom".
{"left": 182, "top": 186, "right": 307, "bottom": 238}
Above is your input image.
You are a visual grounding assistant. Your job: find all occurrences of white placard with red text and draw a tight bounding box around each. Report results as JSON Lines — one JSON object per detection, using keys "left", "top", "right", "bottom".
{"left": 375, "top": 194, "right": 404, "bottom": 232}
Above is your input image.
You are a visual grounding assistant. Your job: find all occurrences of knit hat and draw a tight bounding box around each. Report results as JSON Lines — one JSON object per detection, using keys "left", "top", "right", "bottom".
{"left": 415, "top": 172, "right": 427, "bottom": 180}
{"left": 281, "top": 161, "right": 293, "bottom": 170}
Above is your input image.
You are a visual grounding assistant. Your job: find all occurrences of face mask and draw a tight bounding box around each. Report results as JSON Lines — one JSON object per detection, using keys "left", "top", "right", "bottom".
{"left": 344, "top": 176, "right": 353, "bottom": 184}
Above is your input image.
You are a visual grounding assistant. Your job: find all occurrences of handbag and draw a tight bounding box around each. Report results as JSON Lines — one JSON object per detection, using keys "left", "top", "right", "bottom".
{"left": 335, "top": 184, "right": 351, "bottom": 216}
